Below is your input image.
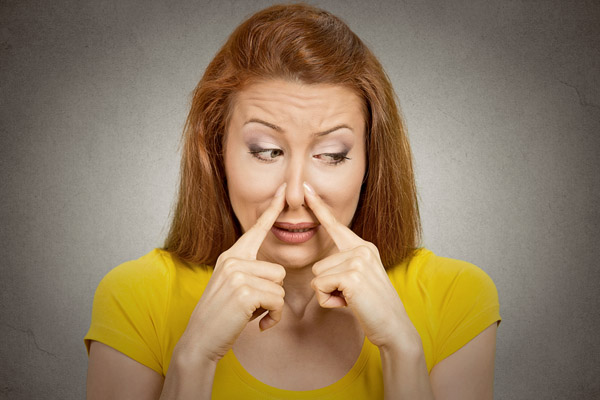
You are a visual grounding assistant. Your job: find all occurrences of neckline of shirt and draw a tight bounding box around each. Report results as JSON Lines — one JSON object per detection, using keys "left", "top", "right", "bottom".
{"left": 222, "top": 335, "right": 375, "bottom": 398}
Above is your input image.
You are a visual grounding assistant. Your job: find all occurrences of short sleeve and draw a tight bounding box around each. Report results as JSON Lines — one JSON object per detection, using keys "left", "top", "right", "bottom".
{"left": 84, "top": 250, "right": 170, "bottom": 375}
{"left": 431, "top": 257, "right": 502, "bottom": 365}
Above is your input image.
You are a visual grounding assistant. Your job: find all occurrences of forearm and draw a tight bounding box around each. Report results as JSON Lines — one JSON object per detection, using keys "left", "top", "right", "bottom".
{"left": 380, "top": 337, "right": 435, "bottom": 400}
{"left": 159, "top": 348, "right": 217, "bottom": 400}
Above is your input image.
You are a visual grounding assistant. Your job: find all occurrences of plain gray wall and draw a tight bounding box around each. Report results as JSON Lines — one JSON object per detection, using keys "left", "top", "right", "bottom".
{"left": 1, "top": 0, "right": 598, "bottom": 398}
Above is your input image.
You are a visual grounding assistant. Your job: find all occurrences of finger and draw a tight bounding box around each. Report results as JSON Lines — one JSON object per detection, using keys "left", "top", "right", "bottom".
{"left": 227, "top": 272, "right": 286, "bottom": 299}
{"left": 311, "top": 251, "right": 355, "bottom": 276}
{"left": 311, "top": 270, "right": 360, "bottom": 308}
{"left": 258, "top": 292, "right": 284, "bottom": 331}
{"left": 303, "top": 182, "right": 363, "bottom": 251}
{"left": 312, "top": 244, "right": 380, "bottom": 276}
{"left": 260, "top": 308, "right": 282, "bottom": 331}
{"left": 235, "top": 286, "right": 285, "bottom": 328}
{"left": 220, "top": 258, "right": 286, "bottom": 285}
{"left": 250, "top": 307, "right": 268, "bottom": 322}
{"left": 231, "top": 182, "right": 287, "bottom": 259}
{"left": 313, "top": 259, "right": 354, "bottom": 278}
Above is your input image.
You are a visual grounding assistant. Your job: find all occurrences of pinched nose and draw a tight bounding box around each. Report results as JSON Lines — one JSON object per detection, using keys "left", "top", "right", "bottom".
{"left": 283, "top": 177, "right": 306, "bottom": 209}
{"left": 282, "top": 163, "right": 309, "bottom": 210}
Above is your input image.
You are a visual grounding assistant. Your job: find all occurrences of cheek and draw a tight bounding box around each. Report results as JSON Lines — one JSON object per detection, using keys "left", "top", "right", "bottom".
{"left": 307, "top": 165, "right": 365, "bottom": 225}
{"left": 318, "top": 182, "right": 362, "bottom": 225}
{"left": 225, "top": 154, "right": 282, "bottom": 230}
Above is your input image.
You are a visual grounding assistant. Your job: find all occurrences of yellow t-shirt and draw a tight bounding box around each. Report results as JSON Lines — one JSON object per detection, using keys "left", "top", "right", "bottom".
{"left": 84, "top": 247, "right": 501, "bottom": 399}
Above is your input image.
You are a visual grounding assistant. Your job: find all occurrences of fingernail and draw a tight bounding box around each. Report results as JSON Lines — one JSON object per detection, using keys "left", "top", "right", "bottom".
{"left": 303, "top": 181, "right": 315, "bottom": 195}
{"left": 275, "top": 183, "right": 286, "bottom": 197}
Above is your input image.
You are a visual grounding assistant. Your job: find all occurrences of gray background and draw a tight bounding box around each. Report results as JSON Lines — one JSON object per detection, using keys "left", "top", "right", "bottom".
{"left": 1, "top": 0, "right": 598, "bottom": 398}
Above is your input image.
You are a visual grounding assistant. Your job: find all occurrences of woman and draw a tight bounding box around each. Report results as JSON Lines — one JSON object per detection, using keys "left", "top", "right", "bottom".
{"left": 85, "top": 4, "right": 501, "bottom": 399}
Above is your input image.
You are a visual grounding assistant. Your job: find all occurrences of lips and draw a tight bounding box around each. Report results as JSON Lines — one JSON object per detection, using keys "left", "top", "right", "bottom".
{"left": 271, "top": 223, "right": 319, "bottom": 244}
{"left": 273, "top": 222, "right": 319, "bottom": 231}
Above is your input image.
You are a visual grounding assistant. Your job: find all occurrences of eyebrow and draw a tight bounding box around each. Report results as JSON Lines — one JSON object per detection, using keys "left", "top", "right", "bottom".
{"left": 244, "top": 118, "right": 353, "bottom": 137}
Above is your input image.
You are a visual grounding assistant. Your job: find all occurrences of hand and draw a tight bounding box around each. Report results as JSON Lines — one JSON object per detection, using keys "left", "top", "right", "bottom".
{"left": 304, "top": 182, "right": 421, "bottom": 352}
{"left": 176, "top": 183, "right": 287, "bottom": 363}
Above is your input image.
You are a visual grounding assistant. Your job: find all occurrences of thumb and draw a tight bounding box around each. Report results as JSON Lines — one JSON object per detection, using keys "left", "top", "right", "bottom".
{"left": 259, "top": 311, "right": 280, "bottom": 331}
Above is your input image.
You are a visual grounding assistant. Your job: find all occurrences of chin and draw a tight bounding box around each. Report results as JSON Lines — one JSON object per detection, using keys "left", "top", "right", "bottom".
{"left": 259, "top": 237, "right": 333, "bottom": 268}
{"left": 260, "top": 247, "right": 317, "bottom": 268}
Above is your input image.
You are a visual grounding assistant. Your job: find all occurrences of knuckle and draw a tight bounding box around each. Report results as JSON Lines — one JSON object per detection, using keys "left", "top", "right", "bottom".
{"left": 349, "top": 258, "right": 364, "bottom": 271}
{"left": 276, "top": 266, "right": 286, "bottom": 282}
{"left": 222, "top": 257, "right": 237, "bottom": 270}
{"left": 278, "top": 285, "right": 286, "bottom": 298}
{"left": 311, "top": 260, "right": 322, "bottom": 275}
{"left": 235, "top": 285, "right": 252, "bottom": 302}
{"left": 215, "top": 252, "right": 229, "bottom": 268}
{"left": 275, "top": 297, "right": 285, "bottom": 309}
{"left": 221, "top": 249, "right": 232, "bottom": 259}
{"left": 366, "top": 242, "right": 378, "bottom": 253}
{"left": 229, "top": 270, "right": 246, "bottom": 286}
{"left": 348, "top": 270, "right": 362, "bottom": 284}
{"left": 356, "top": 245, "right": 372, "bottom": 259}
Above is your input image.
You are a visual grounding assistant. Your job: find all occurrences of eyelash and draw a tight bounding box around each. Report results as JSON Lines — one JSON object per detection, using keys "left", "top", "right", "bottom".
{"left": 248, "top": 148, "right": 351, "bottom": 166}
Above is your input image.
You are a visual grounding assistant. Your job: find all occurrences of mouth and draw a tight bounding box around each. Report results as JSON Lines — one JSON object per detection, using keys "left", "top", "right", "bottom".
{"left": 271, "top": 222, "right": 319, "bottom": 244}
{"left": 273, "top": 222, "right": 319, "bottom": 230}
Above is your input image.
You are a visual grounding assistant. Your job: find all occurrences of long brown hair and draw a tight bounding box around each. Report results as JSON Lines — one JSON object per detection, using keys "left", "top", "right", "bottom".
{"left": 162, "top": 3, "right": 421, "bottom": 268}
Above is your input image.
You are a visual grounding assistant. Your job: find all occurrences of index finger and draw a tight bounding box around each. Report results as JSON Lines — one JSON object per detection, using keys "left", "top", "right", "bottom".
{"left": 302, "top": 182, "right": 363, "bottom": 252}
{"left": 231, "top": 182, "right": 287, "bottom": 259}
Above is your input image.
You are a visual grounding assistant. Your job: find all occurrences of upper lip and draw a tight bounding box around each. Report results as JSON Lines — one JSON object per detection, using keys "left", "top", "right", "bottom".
{"left": 273, "top": 222, "right": 319, "bottom": 230}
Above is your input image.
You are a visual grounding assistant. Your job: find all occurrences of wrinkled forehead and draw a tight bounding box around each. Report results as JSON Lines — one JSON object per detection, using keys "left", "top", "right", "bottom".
{"left": 225, "top": 79, "right": 367, "bottom": 137}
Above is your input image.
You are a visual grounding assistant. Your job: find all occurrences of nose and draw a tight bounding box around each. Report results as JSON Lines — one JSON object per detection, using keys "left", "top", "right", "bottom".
{"left": 283, "top": 158, "right": 307, "bottom": 210}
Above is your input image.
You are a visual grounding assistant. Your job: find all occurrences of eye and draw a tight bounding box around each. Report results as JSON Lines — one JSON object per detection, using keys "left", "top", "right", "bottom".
{"left": 314, "top": 152, "right": 351, "bottom": 166}
{"left": 248, "top": 148, "right": 283, "bottom": 163}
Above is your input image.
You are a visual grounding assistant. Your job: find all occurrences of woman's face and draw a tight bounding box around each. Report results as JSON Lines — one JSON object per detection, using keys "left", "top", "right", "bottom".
{"left": 224, "top": 79, "right": 366, "bottom": 268}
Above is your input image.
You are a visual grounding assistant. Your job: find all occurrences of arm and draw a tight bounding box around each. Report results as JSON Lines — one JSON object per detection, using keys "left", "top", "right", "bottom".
{"left": 381, "top": 322, "right": 497, "bottom": 400}
{"left": 158, "top": 341, "right": 217, "bottom": 400}
{"left": 86, "top": 340, "right": 218, "bottom": 400}
{"left": 429, "top": 322, "right": 498, "bottom": 400}
{"left": 380, "top": 329, "right": 435, "bottom": 400}
{"left": 87, "top": 341, "right": 163, "bottom": 400}
{"left": 303, "top": 184, "right": 499, "bottom": 398}
{"left": 86, "top": 187, "right": 288, "bottom": 399}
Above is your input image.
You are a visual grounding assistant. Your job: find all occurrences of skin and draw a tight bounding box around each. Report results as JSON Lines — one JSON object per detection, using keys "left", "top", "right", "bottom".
{"left": 224, "top": 80, "right": 367, "bottom": 267}
{"left": 223, "top": 79, "right": 367, "bottom": 319}
{"left": 86, "top": 79, "right": 498, "bottom": 399}
{"left": 219, "top": 80, "right": 372, "bottom": 390}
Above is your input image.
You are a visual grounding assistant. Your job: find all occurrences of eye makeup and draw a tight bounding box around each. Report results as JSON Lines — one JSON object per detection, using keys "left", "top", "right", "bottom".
{"left": 247, "top": 144, "right": 284, "bottom": 163}
{"left": 247, "top": 144, "right": 352, "bottom": 166}
{"left": 313, "top": 151, "right": 351, "bottom": 166}
{"left": 242, "top": 124, "right": 356, "bottom": 166}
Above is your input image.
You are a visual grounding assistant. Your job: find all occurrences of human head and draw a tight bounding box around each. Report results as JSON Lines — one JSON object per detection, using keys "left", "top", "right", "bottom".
{"left": 224, "top": 79, "right": 367, "bottom": 268}
{"left": 163, "top": 3, "right": 421, "bottom": 268}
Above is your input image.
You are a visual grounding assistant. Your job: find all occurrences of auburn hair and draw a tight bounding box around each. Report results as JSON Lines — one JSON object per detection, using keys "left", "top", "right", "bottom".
{"left": 162, "top": 3, "right": 421, "bottom": 268}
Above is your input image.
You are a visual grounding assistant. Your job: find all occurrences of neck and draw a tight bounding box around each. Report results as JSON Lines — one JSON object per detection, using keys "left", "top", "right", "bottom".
{"left": 281, "top": 264, "right": 319, "bottom": 320}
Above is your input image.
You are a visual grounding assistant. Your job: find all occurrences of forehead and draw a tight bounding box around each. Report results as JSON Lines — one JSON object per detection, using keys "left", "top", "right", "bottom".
{"left": 228, "top": 79, "right": 366, "bottom": 131}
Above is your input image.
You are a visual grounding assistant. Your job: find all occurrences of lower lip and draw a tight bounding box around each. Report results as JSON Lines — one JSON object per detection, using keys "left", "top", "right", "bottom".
{"left": 271, "top": 226, "right": 319, "bottom": 244}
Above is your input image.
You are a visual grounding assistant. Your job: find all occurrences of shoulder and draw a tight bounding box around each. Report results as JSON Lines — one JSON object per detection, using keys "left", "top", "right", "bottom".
{"left": 90, "top": 249, "right": 174, "bottom": 322}
{"left": 86, "top": 249, "right": 177, "bottom": 374}
{"left": 426, "top": 251, "right": 499, "bottom": 305}
{"left": 387, "top": 248, "right": 501, "bottom": 325}
{"left": 98, "top": 249, "right": 172, "bottom": 293}
{"left": 388, "top": 248, "right": 499, "bottom": 298}
{"left": 98, "top": 248, "right": 213, "bottom": 294}
{"left": 86, "top": 248, "right": 214, "bottom": 369}
{"left": 387, "top": 248, "right": 501, "bottom": 368}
